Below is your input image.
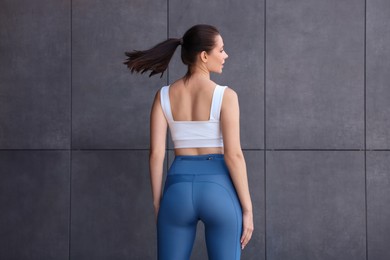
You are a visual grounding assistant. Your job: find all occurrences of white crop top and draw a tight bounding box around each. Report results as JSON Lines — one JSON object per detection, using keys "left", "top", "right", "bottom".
{"left": 160, "top": 85, "right": 227, "bottom": 149}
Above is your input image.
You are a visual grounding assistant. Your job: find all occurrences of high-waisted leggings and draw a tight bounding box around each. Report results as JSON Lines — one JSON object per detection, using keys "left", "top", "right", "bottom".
{"left": 157, "top": 154, "right": 242, "bottom": 260}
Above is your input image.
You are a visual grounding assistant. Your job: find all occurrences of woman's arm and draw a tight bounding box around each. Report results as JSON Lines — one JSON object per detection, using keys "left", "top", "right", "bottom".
{"left": 221, "top": 87, "right": 254, "bottom": 249}
{"left": 149, "top": 89, "right": 168, "bottom": 221}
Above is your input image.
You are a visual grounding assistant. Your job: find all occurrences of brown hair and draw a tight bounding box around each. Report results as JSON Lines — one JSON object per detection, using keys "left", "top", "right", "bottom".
{"left": 124, "top": 24, "right": 220, "bottom": 79}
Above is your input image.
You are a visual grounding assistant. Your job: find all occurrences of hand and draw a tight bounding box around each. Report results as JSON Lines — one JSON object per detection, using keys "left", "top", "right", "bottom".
{"left": 240, "top": 210, "right": 254, "bottom": 250}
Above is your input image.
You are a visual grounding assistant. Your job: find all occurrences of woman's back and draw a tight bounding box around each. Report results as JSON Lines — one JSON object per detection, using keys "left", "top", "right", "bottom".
{"left": 167, "top": 77, "right": 224, "bottom": 155}
{"left": 169, "top": 78, "right": 217, "bottom": 121}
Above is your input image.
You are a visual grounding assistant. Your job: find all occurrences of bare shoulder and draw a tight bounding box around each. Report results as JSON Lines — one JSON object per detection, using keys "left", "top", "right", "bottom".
{"left": 222, "top": 87, "right": 238, "bottom": 104}
{"left": 152, "top": 87, "right": 163, "bottom": 108}
{"left": 154, "top": 87, "right": 161, "bottom": 100}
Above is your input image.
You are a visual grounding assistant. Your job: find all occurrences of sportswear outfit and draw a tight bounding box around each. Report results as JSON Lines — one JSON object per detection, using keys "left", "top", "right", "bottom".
{"left": 157, "top": 85, "right": 242, "bottom": 260}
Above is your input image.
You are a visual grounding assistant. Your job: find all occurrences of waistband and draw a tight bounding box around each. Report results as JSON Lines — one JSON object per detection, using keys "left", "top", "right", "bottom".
{"left": 174, "top": 153, "right": 224, "bottom": 161}
{"left": 169, "top": 154, "right": 228, "bottom": 175}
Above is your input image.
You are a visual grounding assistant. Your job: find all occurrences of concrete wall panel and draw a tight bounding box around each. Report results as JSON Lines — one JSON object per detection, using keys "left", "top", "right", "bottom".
{"left": 266, "top": 151, "right": 366, "bottom": 260}
{"left": 72, "top": 0, "right": 167, "bottom": 149}
{"left": 266, "top": 0, "right": 365, "bottom": 149}
{"left": 0, "top": 0, "right": 71, "bottom": 149}
{"left": 71, "top": 150, "right": 163, "bottom": 259}
{"left": 367, "top": 151, "right": 390, "bottom": 260}
{"left": 367, "top": 0, "right": 390, "bottom": 149}
{"left": 0, "top": 151, "right": 70, "bottom": 260}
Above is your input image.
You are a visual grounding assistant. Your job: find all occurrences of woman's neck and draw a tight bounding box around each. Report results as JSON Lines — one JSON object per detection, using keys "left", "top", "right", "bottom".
{"left": 189, "top": 64, "right": 210, "bottom": 79}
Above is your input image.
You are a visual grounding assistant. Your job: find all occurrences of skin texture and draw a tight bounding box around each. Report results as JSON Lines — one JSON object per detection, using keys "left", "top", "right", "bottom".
{"left": 149, "top": 34, "right": 253, "bottom": 250}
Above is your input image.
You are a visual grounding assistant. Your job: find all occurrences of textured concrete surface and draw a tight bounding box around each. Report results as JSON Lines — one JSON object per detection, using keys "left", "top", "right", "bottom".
{"left": 0, "top": 0, "right": 71, "bottom": 149}
{"left": 1, "top": 0, "right": 389, "bottom": 259}
{"left": 0, "top": 151, "right": 70, "bottom": 260}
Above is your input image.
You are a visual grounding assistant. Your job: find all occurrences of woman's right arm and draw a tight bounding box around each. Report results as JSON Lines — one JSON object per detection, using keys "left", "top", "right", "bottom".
{"left": 149, "top": 90, "right": 168, "bottom": 221}
{"left": 220, "top": 87, "right": 254, "bottom": 249}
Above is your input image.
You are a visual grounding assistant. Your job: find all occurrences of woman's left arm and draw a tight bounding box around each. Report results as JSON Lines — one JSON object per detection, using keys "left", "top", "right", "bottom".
{"left": 149, "top": 90, "right": 168, "bottom": 221}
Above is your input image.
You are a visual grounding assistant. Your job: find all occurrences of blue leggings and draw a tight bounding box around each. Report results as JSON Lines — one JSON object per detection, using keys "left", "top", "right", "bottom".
{"left": 157, "top": 154, "right": 242, "bottom": 260}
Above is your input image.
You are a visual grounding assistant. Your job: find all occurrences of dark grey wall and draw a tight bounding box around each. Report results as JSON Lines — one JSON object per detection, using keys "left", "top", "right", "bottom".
{"left": 0, "top": 0, "right": 389, "bottom": 259}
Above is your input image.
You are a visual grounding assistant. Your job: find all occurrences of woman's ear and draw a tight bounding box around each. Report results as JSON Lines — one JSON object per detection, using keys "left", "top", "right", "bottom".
{"left": 200, "top": 51, "right": 208, "bottom": 63}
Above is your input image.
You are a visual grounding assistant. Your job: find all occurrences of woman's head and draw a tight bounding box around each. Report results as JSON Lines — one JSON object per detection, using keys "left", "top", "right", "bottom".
{"left": 124, "top": 24, "right": 227, "bottom": 78}
{"left": 181, "top": 24, "right": 228, "bottom": 78}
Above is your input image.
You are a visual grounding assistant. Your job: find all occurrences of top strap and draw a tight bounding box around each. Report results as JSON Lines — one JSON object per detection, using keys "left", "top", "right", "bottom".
{"left": 160, "top": 85, "right": 174, "bottom": 122}
{"left": 210, "top": 85, "right": 227, "bottom": 121}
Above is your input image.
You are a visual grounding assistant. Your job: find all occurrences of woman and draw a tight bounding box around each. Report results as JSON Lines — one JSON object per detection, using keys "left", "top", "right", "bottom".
{"left": 124, "top": 24, "right": 253, "bottom": 260}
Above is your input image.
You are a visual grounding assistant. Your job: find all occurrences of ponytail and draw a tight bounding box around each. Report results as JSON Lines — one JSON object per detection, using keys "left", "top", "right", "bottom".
{"left": 123, "top": 38, "right": 181, "bottom": 77}
{"left": 124, "top": 25, "right": 220, "bottom": 79}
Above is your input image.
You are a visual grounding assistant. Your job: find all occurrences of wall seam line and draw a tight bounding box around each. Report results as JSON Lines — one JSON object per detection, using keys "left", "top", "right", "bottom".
{"left": 2, "top": 148, "right": 390, "bottom": 152}
{"left": 364, "top": 0, "right": 368, "bottom": 259}
{"left": 264, "top": 0, "right": 267, "bottom": 259}
{"left": 166, "top": 0, "right": 170, "bottom": 176}
{"left": 69, "top": 0, "right": 73, "bottom": 259}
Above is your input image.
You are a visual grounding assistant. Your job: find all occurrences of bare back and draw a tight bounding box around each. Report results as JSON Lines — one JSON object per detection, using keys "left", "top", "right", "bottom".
{"left": 168, "top": 78, "right": 224, "bottom": 155}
